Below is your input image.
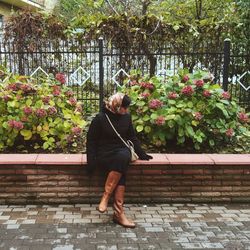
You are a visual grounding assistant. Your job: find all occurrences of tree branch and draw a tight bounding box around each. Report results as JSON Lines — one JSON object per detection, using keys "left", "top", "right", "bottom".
{"left": 105, "top": 0, "right": 119, "bottom": 15}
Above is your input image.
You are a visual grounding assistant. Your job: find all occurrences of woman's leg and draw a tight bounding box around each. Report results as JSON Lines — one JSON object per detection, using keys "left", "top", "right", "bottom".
{"left": 97, "top": 170, "right": 122, "bottom": 213}
{"left": 97, "top": 148, "right": 130, "bottom": 213}
{"left": 113, "top": 174, "right": 136, "bottom": 228}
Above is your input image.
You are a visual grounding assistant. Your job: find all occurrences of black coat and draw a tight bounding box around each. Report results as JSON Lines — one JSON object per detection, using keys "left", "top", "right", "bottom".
{"left": 86, "top": 106, "right": 148, "bottom": 173}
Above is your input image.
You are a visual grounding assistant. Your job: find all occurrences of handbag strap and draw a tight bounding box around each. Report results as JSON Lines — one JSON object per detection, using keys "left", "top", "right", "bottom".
{"left": 105, "top": 114, "right": 130, "bottom": 149}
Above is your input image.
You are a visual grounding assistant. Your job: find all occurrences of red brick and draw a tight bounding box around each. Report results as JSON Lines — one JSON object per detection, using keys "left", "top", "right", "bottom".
{"left": 212, "top": 186, "right": 232, "bottom": 191}
{"left": 183, "top": 170, "right": 204, "bottom": 174}
{"left": 37, "top": 181, "right": 58, "bottom": 186}
{"left": 57, "top": 192, "right": 78, "bottom": 197}
{"left": 233, "top": 186, "right": 250, "bottom": 191}
{"left": 58, "top": 181, "right": 79, "bottom": 186}
{"left": 16, "top": 169, "right": 37, "bottom": 175}
{"left": 0, "top": 170, "right": 16, "bottom": 174}
{"left": 142, "top": 170, "right": 162, "bottom": 175}
{"left": 37, "top": 170, "right": 59, "bottom": 174}
{"left": 162, "top": 169, "right": 183, "bottom": 174}
{"left": 224, "top": 169, "right": 244, "bottom": 174}
{"left": 27, "top": 175, "right": 48, "bottom": 181}
{"left": 201, "top": 192, "right": 221, "bottom": 197}
{"left": 37, "top": 193, "right": 57, "bottom": 197}
{"left": 192, "top": 186, "right": 212, "bottom": 191}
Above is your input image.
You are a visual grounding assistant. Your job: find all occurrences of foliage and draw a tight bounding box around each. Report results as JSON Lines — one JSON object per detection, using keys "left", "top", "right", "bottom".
{"left": 119, "top": 69, "right": 250, "bottom": 152}
{"left": 4, "top": 8, "right": 67, "bottom": 48}
{"left": 0, "top": 67, "right": 86, "bottom": 152}
{"left": 60, "top": 0, "right": 248, "bottom": 77}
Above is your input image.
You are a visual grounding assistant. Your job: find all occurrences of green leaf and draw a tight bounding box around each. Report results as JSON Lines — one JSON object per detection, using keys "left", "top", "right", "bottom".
{"left": 167, "top": 120, "right": 175, "bottom": 128}
{"left": 178, "top": 127, "right": 184, "bottom": 136}
{"left": 209, "top": 139, "right": 215, "bottom": 146}
{"left": 20, "top": 130, "right": 32, "bottom": 140}
{"left": 150, "top": 113, "right": 158, "bottom": 119}
{"left": 26, "top": 99, "right": 32, "bottom": 106}
{"left": 136, "top": 125, "right": 143, "bottom": 132}
{"left": 165, "top": 114, "right": 176, "bottom": 120}
{"left": 192, "top": 120, "right": 199, "bottom": 126}
{"left": 187, "top": 102, "right": 193, "bottom": 108}
{"left": 144, "top": 126, "right": 151, "bottom": 133}
{"left": 43, "top": 142, "right": 49, "bottom": 149}
{"left": 137, "top": 101, "right": 145, "bottom": 107}
{"left": 143, "top": 115, "right": 150, "bottom": 121}
{"left": 168, "top": 100, "right": 176, "bottom": 105}
{"left": 186, "top": 125, "right": 195, "bottom": 136}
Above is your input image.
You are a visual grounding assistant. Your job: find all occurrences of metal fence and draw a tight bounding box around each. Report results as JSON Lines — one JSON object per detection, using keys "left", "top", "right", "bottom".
{"left": 0, "top": 38, "right": 249, "bottom": 111}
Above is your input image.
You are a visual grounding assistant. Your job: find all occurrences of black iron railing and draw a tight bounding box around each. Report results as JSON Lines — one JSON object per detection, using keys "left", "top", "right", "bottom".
{"left": 0, "top": 38, "right": 249, "bottom": 111}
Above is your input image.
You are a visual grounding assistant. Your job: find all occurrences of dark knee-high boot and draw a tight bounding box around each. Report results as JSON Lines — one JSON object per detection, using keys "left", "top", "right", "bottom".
{"left": 97, "top": 171, "right": 122, "bottom": 213}
{"left": 113, "top": 185, "right": 136, "bottom": 228}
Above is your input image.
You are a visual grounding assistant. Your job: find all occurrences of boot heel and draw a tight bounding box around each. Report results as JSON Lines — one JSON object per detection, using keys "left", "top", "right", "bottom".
{"left": 96, "top": 206, "right": 107, "bottom": 213}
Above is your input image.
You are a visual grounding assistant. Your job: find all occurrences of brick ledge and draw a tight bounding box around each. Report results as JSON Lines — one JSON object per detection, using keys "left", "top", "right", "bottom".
{"left": 0, "top": 153, "right": 249, "bottom": 165}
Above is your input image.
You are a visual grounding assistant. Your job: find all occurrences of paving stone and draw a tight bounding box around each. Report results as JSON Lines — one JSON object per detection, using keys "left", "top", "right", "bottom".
{"left": 1, "top": 203, "right": 250, "bottom": 249}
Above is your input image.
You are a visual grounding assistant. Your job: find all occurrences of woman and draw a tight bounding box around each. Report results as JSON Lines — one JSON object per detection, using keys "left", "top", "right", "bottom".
{"left": 86, "top": 92, "right": 152, "bottom": 228}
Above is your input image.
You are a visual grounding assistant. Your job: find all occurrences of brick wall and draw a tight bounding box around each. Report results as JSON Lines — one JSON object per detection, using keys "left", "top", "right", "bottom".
{"left": 0, "top": 154, "right": 249, "bottom": 204}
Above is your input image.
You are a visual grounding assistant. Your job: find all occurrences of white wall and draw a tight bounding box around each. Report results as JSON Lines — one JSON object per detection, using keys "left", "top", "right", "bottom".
{"left": 44, "top": 0, "right": 58, "bottom": 12}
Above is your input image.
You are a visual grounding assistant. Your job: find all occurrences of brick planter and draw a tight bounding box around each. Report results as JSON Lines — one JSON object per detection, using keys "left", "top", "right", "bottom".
{"left": 0, "top": 154, "right": 249, "bottom": 204}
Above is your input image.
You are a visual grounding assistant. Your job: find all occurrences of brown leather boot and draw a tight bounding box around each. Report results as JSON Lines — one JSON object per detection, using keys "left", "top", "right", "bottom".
{"left": 113, "top": 185, "right": 136, "bottom": 228}
{"left": 97, "top": 171, "right": 122, "bottom": 213}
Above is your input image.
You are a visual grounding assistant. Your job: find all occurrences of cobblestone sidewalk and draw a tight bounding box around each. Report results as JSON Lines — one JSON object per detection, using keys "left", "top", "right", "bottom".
{"left": 0, "top": 203, "right": 250, "bottom": 250}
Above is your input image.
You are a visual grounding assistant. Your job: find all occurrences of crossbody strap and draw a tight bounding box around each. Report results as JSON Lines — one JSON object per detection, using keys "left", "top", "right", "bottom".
{"left": 105, "top": 114, "right": 130, "bottom": 148}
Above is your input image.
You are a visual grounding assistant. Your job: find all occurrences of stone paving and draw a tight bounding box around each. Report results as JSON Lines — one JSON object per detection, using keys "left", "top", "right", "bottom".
{"left": 0, "top": 203, "right": 250, "bottom": 250}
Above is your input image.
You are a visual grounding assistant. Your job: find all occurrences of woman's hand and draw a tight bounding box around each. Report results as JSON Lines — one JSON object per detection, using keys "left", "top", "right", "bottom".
{"left": 139, "top": 154, "right": 153, "bottom": 160}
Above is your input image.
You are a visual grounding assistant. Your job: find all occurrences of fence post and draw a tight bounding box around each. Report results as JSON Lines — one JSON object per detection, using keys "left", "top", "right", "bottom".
{"left": 99, "top": 37, "right": 104, "bottom": 112}
{"left": 223, "top": 38, "right": 231, "bottom": 91}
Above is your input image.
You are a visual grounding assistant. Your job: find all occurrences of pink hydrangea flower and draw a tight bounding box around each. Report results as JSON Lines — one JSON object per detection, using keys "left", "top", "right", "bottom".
{"left": 35, "top": 108, "right": 47, "bottom": 118}
{"left": 3, "top": 95, "right": 10, "bottom": 102}
{"left": 221, "top": 91, "right": 230, "bottom": 100}
{"left": 226, "top": 128, "right": 234, "bottom": 137}
{"left": 48, "top": 107, "right": 57, "bottom": 115}
{"left": 182, "top": 75, "right": 189, "bottom": 82}
{"left": 42, "top": 96, "right": 51, "bottom": 104}
{"left": 140, "top": 82, "right": 154, "bottom": 90}
{"left": 8, "top": 120, "right": 24, "bottom": 130}
{"left": 71, "top": 126, "right": 82, "bottom": 135}
{"left": 168, "top": 92, "right": 178, "bottom": 99}
{"left": 129, "top": 80, "right": 139, "bottom": 86}
{"left": 155, "top": 116, "right": 165, "bottom": 126}
{"left": 65, "top": 90, "right": 74, "bottom": 97}
{"left": 52, "top": 85, "right": 61, "bottom": 96}
{"left": 140, "top": 92, "right": 151, "bottom": 99}
{"left": 181, "top": 85, "right": 194, "bottom": 96}
{"left": 203, "top": 90, "right": 211, "bottom": 97}
{"left": 6, "top": 83, "right": 19, "bottom": 91}
{"left": 20, "top": 84, "right": 33, "bottom": 93}
{"left": 194, "top": 112, "right": 203, "bottom": 121}
{"left": 69, "top": 97, "right": 77, "bottom": 106}
{"left": 55, "top": 73, "right": 66, "bottom": 84}
{"left": 149, "top": 99, "right": 163, "bottom": 109}
{"left": 238, "top": 112, "right": 249, "bottom": 123}
{"left": 195, "top": 79, "right": 204, "bottom": 88}
{"left": 23, "top": 107, "right": 33, "bottom": 115}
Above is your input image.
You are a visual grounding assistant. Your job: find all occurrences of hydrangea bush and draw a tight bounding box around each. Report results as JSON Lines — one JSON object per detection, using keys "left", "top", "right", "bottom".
{"left": 120, "top": 69, "right": 250, "bottom": 151}
{"left": 0, "top": 68, "right": 86, "bottom": 152}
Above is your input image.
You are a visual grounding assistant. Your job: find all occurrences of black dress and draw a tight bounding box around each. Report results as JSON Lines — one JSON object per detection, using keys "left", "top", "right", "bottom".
{"left": 86, "top": 106, "right": 148, "bottom": 175}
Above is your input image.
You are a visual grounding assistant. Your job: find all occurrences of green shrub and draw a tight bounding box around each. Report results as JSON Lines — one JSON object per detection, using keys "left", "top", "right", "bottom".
{"left": 0, "top": 68, "right": 86, "bottom": 152}
{"left": 120, "top": 69, "right": 250, "bottom": 151}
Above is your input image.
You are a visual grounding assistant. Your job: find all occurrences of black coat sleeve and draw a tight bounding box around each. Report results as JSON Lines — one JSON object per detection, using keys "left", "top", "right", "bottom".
{"left": 127, "top": 115, "right": 149, "bottom": 160}
{"left": 86, "top": 114, "right": 101, "bottom": 173}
